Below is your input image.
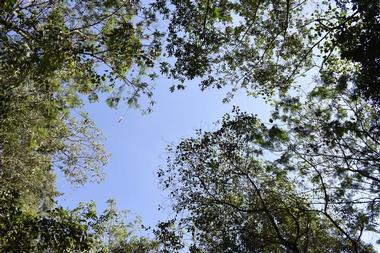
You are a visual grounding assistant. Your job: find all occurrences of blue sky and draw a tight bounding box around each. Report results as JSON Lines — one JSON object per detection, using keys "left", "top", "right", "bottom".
{"left": 56, "top": 79, "right": 271, "bottom": 230}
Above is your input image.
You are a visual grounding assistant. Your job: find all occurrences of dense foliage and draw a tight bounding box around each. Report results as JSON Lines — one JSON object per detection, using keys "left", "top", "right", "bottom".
{"left": 0, "top": 0, "right": 160, "bottom": 251}
{"left": 0, "top": 0, "right": 162, "bottom": 209}
{"left": 0, "top": 190, "right": 159, "bottom": 252}
{"left": 152, "top": 0, "right": 380, "bottom": 104}
{"left": 155, "top": 0, "right": 380, "bottom": 252}
{"left": 333, "top": 0, "right": 380, "bottom": 103}
{"left": 151, "top": 0, "right": 314, "bottom": 99}
{"left": 1, "top": 0, "right": 379, "bottom": 252}
{"left": 160, "top": 101, "right": 378, "bottom": 252}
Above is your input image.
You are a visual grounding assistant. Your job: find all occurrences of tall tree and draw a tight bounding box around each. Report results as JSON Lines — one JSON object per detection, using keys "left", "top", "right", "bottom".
{"left": 0, "top": 0, "right": 161, "bottom": 210}
{"left": 0, "top": 1, "right": 162, "bottom": 251}
{"left": 158, "top": 107, "right": 377, "bottom": 252}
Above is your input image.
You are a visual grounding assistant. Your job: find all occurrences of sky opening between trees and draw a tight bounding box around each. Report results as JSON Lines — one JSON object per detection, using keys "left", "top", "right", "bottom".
{"left": 0, "top": 0, "right": 379, "bottom": 252}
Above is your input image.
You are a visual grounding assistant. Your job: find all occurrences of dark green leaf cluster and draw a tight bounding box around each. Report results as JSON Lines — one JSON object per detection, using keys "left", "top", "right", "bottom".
{"left": 0, "top": 190, "right": 159, "bottom": 253}
{"left": 333, "top": 0, "right": 380, "bottom": 103}
{"left": 0, "top": 190, "right": 93, "bottom": 252}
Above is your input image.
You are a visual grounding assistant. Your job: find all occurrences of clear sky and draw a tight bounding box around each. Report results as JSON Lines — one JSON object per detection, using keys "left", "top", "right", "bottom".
{"left": 56, "top": 78, "right": 271, "bottom": 231}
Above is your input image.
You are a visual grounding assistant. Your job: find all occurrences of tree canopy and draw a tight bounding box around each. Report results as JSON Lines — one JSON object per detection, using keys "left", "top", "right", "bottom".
{"left": 151, "top": 0, "right": 380, "bottom": 104}
{"left": 0, "top": 0, "right": 160, "bottom": 251}
{"left": 154, "top": 0, "right": 380, "bottom": 252}
{"left": 1, "top": 0, "right": 379, "bottom": 252}
{"left": 159, "top": 98, "right": 378, "bottom": 252}
{"left": 0, "top": 0, "right": 162, "bottom": 209}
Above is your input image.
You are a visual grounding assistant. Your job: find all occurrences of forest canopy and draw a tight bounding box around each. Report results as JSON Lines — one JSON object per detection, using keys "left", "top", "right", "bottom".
{"left": 0, "top": 0, "right": 379, "bottom": 252}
